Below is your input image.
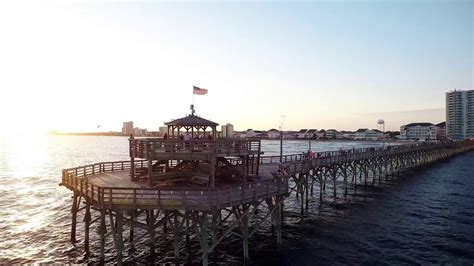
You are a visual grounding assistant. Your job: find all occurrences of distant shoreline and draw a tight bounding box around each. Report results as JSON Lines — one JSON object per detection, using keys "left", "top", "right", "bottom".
{"left": 49, "top": 132, "right": 128, "bottom": 137}
{"left": 281, "top": 139, "right": 402, "bottom": 142}
{"left": 48, "top": 133, "right": 403, "bottom": 142}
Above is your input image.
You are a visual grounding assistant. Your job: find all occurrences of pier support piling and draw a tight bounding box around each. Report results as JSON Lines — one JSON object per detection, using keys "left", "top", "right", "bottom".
{"left": 99, "top": 209, "right": 106, "bottom": 262}
{"left": 148, "top": 210, "right": 155, "bottom": 256}
{"left": 70, "top": 192, "right": 78, "bottom": 243}
{"left": 84, "top": 201, "right": 91, "bottom": 255}
{"left": 116, "top": 210, "right": 124, "bottom": 265}
{"left": 242, "top": 206, "right": 250, "bottom": 264}
{"left": 199, "top": 213, "right": 209, "bottom": 266}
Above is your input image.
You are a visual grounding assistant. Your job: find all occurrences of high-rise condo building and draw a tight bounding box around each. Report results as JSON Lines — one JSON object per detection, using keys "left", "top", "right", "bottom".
{"left": 446, "top": 89, "right": 474, "bottom": 140}
{"left": 122, "top": 121, "right": 134, "bottom": 136}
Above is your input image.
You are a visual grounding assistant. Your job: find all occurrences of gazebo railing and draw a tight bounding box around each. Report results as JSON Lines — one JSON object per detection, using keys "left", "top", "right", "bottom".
{"left": 130, "top": 139, "right": 260, "bottom": 158}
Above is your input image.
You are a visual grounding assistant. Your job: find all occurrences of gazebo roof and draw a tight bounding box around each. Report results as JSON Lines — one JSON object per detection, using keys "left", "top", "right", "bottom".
{"left": 165, "top": 114, "right": 219, "bottom": 127}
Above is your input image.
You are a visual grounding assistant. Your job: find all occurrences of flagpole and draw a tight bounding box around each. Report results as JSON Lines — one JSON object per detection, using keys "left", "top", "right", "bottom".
{"left": 192, "top": 86, "right": 195, "bottom": 115}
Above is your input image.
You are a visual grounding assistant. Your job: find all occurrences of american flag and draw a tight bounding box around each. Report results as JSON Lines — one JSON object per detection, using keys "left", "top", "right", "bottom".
{"left": 193, "top": 86, "right": 208, "bottom": 95}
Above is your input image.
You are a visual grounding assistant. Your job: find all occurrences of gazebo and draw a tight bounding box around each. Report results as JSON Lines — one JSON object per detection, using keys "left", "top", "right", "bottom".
{"left": 165, "top": 114, "right": 219, "bottom": 139}
{"left": 128, "top": 113, "right": 261, "bottom": 189}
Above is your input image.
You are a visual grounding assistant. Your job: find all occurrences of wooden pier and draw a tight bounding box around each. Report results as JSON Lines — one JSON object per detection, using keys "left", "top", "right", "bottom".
{"left": 60, "top": 115, "right": 474, "bottom": 265}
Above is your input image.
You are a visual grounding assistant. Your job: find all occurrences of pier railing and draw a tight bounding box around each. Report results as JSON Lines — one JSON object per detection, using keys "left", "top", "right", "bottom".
{"left": 281, "top": 142, "right": 462, "bottom": 174}
{"left": 62, "top": 160, "right": 145, "bottom": 179}
{"left": 257, "top": 142, "right": 455, "bottom": 165}
{"left": 61, "top": 171, "right": 288, "bottom": 210}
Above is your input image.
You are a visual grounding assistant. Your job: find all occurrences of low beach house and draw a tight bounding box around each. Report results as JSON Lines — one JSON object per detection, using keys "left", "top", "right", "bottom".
{"left": 267, "top": 129, "right": 280, "bottom": 139}
{"left": 399, "top": 123, "right": 438, "bottom": 141}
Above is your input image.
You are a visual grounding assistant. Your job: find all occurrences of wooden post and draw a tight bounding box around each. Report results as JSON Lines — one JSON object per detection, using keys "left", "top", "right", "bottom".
{"left": 70, "top": 192, "right": 78, "bottom": 243}
{"left": 280, "top": 196, "right": 284, "bottom": 225}
{"left": 319, "top": 175, "right": 323, "bottom": 202}
{"left": 148, "top": 160, "right": 153, "bottom": 187}
{"left": 343, "top": 171, "right": 348, "bottom": 197}
{"left": 212, "top": 213, "right": 218, "bottom": 262}
{"left": 210, "top": 157, "right": 216, "bottom": 189}
{"left": 379, "top": 164, "right": 383, "bottom": 183}
{"left": 200, "top": 212, "right": 209, "bottom": 266}
{"left": 185, "top": 213, "right": 190, "bottom": 253}
{"left": 148, "top": 210, "right": 155, "bottom": 256}
{"left": 116, "top": 209, "right": 124, "bottom": 266}
{"left": 174, "top": 212, "right": 180, "bottom": 262}
{"left": 295, "top": 176, "right": 299, "bottom": 200}
{"left": 364, "top": 164, "right": 368, "bottom": 186}
{"left": 300, "top": 178, "right": 304, "bottom": 216}
{"left": 84, "top": 201, "right": 91, "bottom": 255}
{"left": 129, "top": 210, "right": 135, "bottom": 251}
{"left": 305, "top": 175, "right": 309, "bottom": 210}
{"left": 130, "top": 135, "right": 135, "bottom": 182}
{"left": 99, "top": 209, "right": 106, "bottom": 262}
{"left": 277, "top": 199, "right": 282, "bottom": 248}
{"left": 323, "top": 172, "right": 326, "bottom": 192}
{"left": 242, "top": 156, "right": 248, "bottom": 184}
{"left": 242, "top": 205, "right": 249, "bottom": 264}
{"left": 256, "top": 141, "right": 261, "bottom": 176}
{"left": 354, "top": 165, "right": 358, "bottom": 191}
{"left": 372, "top": 165, "right": 376, "bottom": 185}
{"left": 249, "top": 155, "right": 254, "bottom": 175}
{"left": 164, "top": 211, "right": 168, "bottom": 234}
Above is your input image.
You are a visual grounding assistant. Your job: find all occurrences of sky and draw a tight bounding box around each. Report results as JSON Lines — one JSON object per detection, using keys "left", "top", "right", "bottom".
{"left": 0, "top": 1, "right": 472, "bottom": 134}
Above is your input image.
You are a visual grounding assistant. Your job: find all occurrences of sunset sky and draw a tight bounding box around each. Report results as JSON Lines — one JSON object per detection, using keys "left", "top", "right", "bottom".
{"left": 0, "top": 1, "right": 472, "bottom": 134}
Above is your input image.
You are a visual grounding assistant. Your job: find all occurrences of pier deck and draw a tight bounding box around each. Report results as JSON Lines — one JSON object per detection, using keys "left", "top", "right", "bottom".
{"left": 62, "top": 167, "right": 287, "bottom": 211}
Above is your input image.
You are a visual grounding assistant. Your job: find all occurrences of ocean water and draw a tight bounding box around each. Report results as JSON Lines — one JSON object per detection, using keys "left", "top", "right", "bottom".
{"left": 0, "top": 135, "right": 472, "bottom": 264}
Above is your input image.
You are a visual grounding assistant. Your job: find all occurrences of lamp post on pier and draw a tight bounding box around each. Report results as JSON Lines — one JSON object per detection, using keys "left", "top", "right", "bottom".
{"left": 279, "top": 115, "right": 285, "bottom": 164}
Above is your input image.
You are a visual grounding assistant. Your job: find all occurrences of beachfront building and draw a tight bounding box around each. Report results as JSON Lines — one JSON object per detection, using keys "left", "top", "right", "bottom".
{"left": 355, "top": 129, "right": 368, "bottom": 140}
{"left": 221, "top": 123, "right": 234, "bottom": 138}
{"left": 241, "top": 129, "right": 267, "bottom": 139}
{"left": 283, "top": 131, "right": 298, "bottom": 139}
{"left": 446, "top": 89, "right": 474, "bottom": 140}
{"left": 267, "top": 129, "right": 280, "bottom": 139}
{"left": 384, "top": 131, "right": 400, "bottom": 140}
{"left": 435, "top": 122, "right": 446, "bottom": 140}
{"left": 399, "top": 123, "right": 438, "bottom": 141}
{"left": 316, "top": 129, "right": 326, "bottom": 139}
{"left": 133, "top": 127, "right": 148, "bottom": 136}
{"left": 158, "top": 126, "right": 168, "bottom": 137}
{"left": 233, "top": 131, "right": 243, "bottom": 139}
{"left": 306, "top": 129, "right": 317, "bottom": 139}
{"left": 341, "top": 131, "right": 355, "bottom": 139}
{"left": 325, "top": 129, "right": 339, "bottom": 139}
{"left": 365, "top": 129, "right": 384, "bottom": 140}
{"left": 296, "top": 129, "right": 308, "bottom": 139}
{"left": 122, "top": 121, "right": 134, "bottom": 135}
{"left": 354, "top": 129, "right": 383, "bottom": 140}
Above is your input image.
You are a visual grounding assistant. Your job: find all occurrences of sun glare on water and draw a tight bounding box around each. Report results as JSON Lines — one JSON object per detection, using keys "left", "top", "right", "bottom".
{"left": 1, "top": 132, "right": 49, "bottom": 178}
{"left": 0, "top": 132, "right": 56, "bottom": 235}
